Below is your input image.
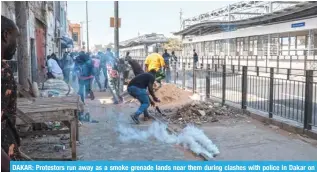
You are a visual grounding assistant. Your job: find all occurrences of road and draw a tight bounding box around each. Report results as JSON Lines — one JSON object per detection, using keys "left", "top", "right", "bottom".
{"left": 169, "top": 68, "right": 317, "bottom": 127}
{"left": 77, "top": 92, "right": 201, "bottom": 160}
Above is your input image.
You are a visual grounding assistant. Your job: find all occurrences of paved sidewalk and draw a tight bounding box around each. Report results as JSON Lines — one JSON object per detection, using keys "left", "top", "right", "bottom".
{"left": 77, "top": 92, "right": 200, "bottom": 160}
{"left": 201, "top": 117, "right": 317, "bottom": 160}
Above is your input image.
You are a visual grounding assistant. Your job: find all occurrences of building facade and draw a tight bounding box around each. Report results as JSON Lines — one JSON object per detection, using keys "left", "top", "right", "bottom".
{"left": 69, "top": 23, "right": 82, "bottom": 51}
{"left": 175, "top": 1, "right": 317, "bottom": 71}
{"left": 1, "top": 1, "right": 71, "bottom": 83}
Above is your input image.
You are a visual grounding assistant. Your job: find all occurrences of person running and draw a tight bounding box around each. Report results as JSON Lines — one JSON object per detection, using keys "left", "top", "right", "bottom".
{"left": 98, "top": 50, "right": 110, "bottom": 91}
{"left": 128, "top": 69, "right": 160, "bottom": 124}
{"left": 76, "top": 53, "right": 95, "bottom": 103}
{"left": 92, "top": 55, "right": 102, "bottom": 91}
{"left": 61, "top": 52, "right": 73, "bottom": 84}
{"left": 104, "top": 49, "right": 123, "bottom": 104}
{"left": 125, "top": 52, "right": 144, "bottom": 76}
{"left": 144, "top": 47, "right": 165, "bottom": 88}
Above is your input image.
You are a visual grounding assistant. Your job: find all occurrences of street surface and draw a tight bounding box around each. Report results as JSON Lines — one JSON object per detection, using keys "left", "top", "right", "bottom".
{"left": 77, "top": 92, "right": 201, "bottom": 160}
{"left": 76, "top": 91, "right": 317, "bottom": 160}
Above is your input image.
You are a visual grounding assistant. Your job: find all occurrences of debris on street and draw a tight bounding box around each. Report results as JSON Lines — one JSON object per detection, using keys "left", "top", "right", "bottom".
{"left": 161, "top": 101, "right": 246, "bottom": 127}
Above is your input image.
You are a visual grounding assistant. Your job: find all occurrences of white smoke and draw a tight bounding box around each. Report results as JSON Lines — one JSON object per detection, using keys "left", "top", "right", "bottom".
{"left": 116, "top": 119, "right": 220, "bottom": 158}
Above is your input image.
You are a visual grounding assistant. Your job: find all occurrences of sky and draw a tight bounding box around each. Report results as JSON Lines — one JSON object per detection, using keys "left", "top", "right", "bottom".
{"left": 67, "top": 1, "right": 233, "bottom": 47}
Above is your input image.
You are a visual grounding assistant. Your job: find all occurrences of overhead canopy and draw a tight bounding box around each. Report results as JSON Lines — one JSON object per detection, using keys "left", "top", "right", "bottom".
{"left": 174, "top": 1, "right": 317, "bottom": 36}
{"left": 119, "top": 33, "right": 169, "bottom": 48}
{"left": 61, "top": 36, "right": 74, "bottom": 49}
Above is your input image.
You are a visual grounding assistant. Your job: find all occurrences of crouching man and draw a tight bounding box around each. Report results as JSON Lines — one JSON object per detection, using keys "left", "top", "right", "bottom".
{"left": 128, "top": 69, "right": 160, "bottom": 124}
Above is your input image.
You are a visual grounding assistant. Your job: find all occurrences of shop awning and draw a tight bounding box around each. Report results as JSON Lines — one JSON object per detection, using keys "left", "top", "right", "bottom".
{"left": 61, "top": 36, "right": 74, "bottom": 49}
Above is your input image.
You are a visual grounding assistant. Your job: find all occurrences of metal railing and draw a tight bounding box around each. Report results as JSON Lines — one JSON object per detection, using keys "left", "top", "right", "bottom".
{"left": 132, "top": 57, "right": 316, "bottom": 130}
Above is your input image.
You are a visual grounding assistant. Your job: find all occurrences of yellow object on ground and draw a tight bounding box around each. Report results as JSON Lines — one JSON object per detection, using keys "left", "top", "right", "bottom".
{"left": 144, "top": 53, "right": 165, "bottom": 72}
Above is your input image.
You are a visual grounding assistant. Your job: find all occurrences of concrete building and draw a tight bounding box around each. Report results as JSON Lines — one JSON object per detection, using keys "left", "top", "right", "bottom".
{"left": 119, "top": 33, "right": 168, "bottom": 59}
{"left": 69, "top": 23, "right": 82, "bottom": 51}
{"left": 1, "top": 1, "right": 71, "bottom": 83}
{"left": 174, "top": 1, "right": 317, "bottom": 71}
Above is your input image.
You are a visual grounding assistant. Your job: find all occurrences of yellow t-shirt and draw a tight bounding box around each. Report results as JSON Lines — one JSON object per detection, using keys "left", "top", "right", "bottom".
{"left": 144, "top": 53, "right": 165, "bottom": 72}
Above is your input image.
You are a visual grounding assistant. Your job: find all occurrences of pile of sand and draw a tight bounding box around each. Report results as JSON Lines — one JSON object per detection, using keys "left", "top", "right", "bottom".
{"left": 155, "top": 84, "right": 193, "bottom": 107}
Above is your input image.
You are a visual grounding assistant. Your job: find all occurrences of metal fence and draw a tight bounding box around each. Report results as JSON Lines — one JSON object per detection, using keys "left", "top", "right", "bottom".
{"left": 132, "top": 57, "right": 316, "bottom": 130}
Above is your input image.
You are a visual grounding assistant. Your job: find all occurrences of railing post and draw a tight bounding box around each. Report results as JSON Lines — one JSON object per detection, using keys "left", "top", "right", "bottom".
{"left": 256, "top": 66, "right": 259, "bottom": 76}
{"left": 287, "top": 69, "right": 291, "bottom": 80}
{"left": 241, "top": 66, "right": 248, "bottom": 109}
{"left": 269, "top": 67, "right": 274, "bottom": 118}
{"left": 232, "top": 65, "right": 235, "bottom": 74}
{"left": 222, "top": 65, "right": 226, "bottom": 106}
{"left": 206, "top": 64, "right": 211, "bottom": 99}
{"left": 173, "top": 61, "right": 177, "bottom": 84}
{"left": 304, "top": 70, "right": 313, "bottom": 130}
{"left": 182, "top": 62, "right": 186, "bottom": 89}
{"left": 215, "top": 64, "right": 218, "bottom": 72}
{"left": 212, "top": 56, "right": 215, "bottom": 69}
{"left": 193, "top": 67, "right": 196, "bottom": 93}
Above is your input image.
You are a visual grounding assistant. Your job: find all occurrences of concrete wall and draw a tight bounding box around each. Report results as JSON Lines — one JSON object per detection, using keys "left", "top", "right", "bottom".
{"left": 1, "top": 1, "right": 15, "bottom": 21}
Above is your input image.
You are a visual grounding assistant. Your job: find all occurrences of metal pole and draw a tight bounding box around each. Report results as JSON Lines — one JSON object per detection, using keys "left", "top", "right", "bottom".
{"left": 114, "top": 1, "right": 119, "bottom": 58}
{"left": 86, "top": 1, "right": 89, "bottom": 52}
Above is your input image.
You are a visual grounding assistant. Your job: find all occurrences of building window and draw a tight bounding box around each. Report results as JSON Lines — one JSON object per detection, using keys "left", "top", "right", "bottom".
{"left": 72, "top": 32, "right": 78, "bottom": 42}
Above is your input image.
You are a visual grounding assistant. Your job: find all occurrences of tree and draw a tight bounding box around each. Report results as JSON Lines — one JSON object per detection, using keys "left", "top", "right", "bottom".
{"left": 15, "top": 2, "right": 30, "bottom": 90}
{"left": 163, "top": 38, "right": 182, "bottom": 51}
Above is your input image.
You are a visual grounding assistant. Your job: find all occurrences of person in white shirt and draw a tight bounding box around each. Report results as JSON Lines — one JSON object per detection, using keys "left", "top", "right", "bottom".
{"left": 47, "top": 54, "right": 64, "bottom": 80}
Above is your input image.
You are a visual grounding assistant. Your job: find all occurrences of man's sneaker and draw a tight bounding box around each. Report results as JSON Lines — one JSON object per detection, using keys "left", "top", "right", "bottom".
{"left": 90, "top": 91, "right": 95, "bottom": 100}
{"left": 143, "top": 116, "right": 150, "bottom": 121}
{"left": 130, "top": 114, "right": 140, "bottom": 124}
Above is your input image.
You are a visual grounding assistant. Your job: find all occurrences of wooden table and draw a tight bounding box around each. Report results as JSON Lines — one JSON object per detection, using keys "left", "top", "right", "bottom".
{"left": 17, "top": 95, "right": 84, "bottom": 160}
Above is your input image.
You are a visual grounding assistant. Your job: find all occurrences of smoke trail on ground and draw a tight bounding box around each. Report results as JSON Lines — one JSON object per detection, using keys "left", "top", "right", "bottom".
{"left": 115, "top": 116, "right": 219, "bottom": 158}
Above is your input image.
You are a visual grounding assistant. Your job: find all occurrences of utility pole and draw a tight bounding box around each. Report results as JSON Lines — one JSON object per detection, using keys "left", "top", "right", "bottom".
{"left": 180, "top": 8, "right": 183, "bottom": 30}
{"left": 15, "top": 1, "right": 30, "bottom": 89}
{"left": 114, "top": 1, "right": 119, "bottom": 58}
{"left": 86, "top": 1, "right": 89, "bottom": 52}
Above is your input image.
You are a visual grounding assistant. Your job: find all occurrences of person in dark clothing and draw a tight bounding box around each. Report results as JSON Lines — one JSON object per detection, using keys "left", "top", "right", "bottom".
{"left": 193, "top": 49, "right": 198, "bottom": 69}
{"left": 128, "top": 70, "right": 160, "bottom": 124}
{"left": 171, "top": 51, "right": 178, "bottom": 61}
{"left": 1, "top": 15, "right": 22, "bottom": 163}
{"left": 129, "top": 59, "right": 144, "bottom": 76}
{"left": 76, "top": 53, "right": 95, "bottom": 103}
{"left": 162, "top": 49, "right": 170, "bottom": 67}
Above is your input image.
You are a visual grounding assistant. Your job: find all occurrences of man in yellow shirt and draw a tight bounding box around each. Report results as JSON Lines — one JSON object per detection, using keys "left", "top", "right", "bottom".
{"left": 144, "top": 48, "right": 165, "bottom": 87}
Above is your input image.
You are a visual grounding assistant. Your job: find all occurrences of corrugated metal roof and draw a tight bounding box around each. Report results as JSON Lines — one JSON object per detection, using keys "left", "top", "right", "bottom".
{"left": 119, "top": 33, "right": 168, "bottom": 48}
{"left": 175, "top": 1, "right": 317, "bottom": 36}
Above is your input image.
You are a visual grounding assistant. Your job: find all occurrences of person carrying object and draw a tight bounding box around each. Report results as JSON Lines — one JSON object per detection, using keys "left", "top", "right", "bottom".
{"left": 128, "top": 69, "right": 160, "bottom": 124}
{"left": 144, "top": 47, "right": 166, "bottom": 88}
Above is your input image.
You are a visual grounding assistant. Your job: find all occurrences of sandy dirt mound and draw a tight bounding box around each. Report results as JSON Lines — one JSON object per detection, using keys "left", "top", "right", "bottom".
{"left": 155, "top": 84, "right": 193, "bottom": 107}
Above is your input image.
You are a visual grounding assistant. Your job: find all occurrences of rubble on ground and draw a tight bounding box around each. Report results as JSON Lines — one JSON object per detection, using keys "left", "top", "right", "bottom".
{"left": 161, "top": 101, "right": 246, "bottom": 127}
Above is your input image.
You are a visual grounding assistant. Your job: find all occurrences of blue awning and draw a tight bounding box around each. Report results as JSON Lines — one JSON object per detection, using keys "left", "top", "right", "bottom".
{"left": 61, "top": 36, "right": 74, "bottom": 49}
